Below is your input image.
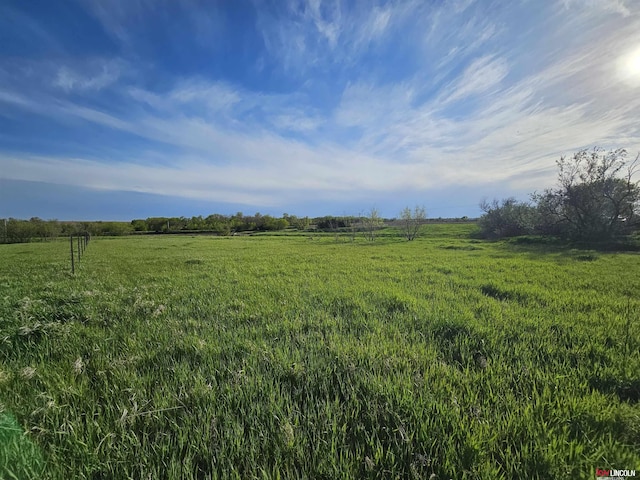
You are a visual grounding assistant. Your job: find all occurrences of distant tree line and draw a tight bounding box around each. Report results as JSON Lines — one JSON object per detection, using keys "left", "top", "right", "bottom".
{"left": 0, "top": 208, "right": 480, "bottom": 244}
{"left": 478, "top": 148, "right": 640, "bottom": 243}
{"left": 0, "top": 213, "right": 302, "bottom": 243}
{"left": 2, "top": 209, "right": 430, "bottom": 244}
{"left": 0, "top": 218, "right": 135, "bottom": 244}
{"left": 131, "top": 212, "right": 295, "bottom": 234}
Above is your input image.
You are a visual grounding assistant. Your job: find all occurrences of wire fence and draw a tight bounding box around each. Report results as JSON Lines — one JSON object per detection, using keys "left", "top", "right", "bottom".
{"left": 70, "top": 233, "right": 90, "bottom": 274}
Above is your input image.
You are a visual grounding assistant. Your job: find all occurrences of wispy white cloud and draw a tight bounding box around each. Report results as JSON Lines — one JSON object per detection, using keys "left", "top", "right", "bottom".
{"left": 255, "top": 0, "right": 418, "bottom": 74}
{"left": 270, "top": 109, "right": 324, "bottom": 133}
{"left": 0, "top": 88, "right": 130, "bottom": 130}
{"left": 335, "top": 81, "right": 415, "bottom": 129}
{"left": 54, "top": 60, "right": 123, "bottom": 92}
{"left": 80, "top": 0, "right": 143, "bottom": 44}
{"left": 81, "top": 0, "right": 225, "bottom": 53}
{"left": 440, "top": 55, "right": 509, "bottom": 104}
{"left": 562, "top": 0, "right": 631, "bottom": 17}
{"left": 304, "top": 0, "right": 342, "bottom": 48}
{"left": 162, "top": 80, "right": 243, "bottom": 116}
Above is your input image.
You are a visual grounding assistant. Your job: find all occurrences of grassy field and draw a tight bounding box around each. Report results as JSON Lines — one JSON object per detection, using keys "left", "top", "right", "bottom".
{"left": 1, "top": 225, "right": 639, "bottom": 479}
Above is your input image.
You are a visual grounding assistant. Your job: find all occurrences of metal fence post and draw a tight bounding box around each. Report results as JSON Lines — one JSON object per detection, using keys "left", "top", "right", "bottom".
{"left": 70, "top": 236, "right": 75, "bottom": 274}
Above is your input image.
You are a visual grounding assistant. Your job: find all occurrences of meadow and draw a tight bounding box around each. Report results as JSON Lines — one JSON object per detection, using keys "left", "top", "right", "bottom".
{"left": 1, "top": 225, "right": 639, "bottom": 479}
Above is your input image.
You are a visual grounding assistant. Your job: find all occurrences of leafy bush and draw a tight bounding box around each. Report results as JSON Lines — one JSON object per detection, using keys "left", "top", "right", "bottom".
{"left": 477, "top": 198, "right": 537, "bottom": 239}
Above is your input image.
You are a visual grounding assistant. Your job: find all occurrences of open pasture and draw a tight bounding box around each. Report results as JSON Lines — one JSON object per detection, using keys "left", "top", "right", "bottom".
{"left": 1, "top": 226, "right": 639, "bottom": 479}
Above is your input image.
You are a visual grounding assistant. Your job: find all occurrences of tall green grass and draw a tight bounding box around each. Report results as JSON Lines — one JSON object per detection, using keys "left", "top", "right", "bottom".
{"left": 0, "top": 229, "right": 638, "bottom": 479}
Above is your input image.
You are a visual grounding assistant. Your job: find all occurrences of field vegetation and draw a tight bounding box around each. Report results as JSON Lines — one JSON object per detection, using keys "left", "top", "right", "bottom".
{"left": 1, "top": 224, "right": 639, "bottom": 479}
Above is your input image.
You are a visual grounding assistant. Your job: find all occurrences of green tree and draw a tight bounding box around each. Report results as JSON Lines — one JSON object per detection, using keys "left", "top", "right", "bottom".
{"left": 400, "top": 205, "right": 427, "bottom": 241}
{"left": 6, "top": 219, "right": 35, "bottom": 243}
{"left": 131, "top": 219, "right": 147, "bottom": 232}
{"left": 533, "top": 148, "right": 639, "bottom": 241}
{"left": 146, "top": 218, "right": 168, "bottom": 233}
{"left": 293, "top": 216, "right": 310, "bottom": 231}
{"left": 362, "top": 208, "right": 382, "bottom": 242}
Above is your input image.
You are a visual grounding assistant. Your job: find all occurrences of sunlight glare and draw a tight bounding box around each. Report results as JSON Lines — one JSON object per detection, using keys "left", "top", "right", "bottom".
{"left": 618, "top": 44, "right": 640, "bottom": 86}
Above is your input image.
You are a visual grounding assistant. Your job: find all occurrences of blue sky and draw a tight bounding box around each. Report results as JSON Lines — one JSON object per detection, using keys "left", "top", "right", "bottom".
{"left": 1, "top": 0, "right": 640, "bottom": 220}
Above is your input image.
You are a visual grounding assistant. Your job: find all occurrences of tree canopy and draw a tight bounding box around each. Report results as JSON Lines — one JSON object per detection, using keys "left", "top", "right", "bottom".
{"left": 478, "top": 148, "right": 640, "bottom": 242}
